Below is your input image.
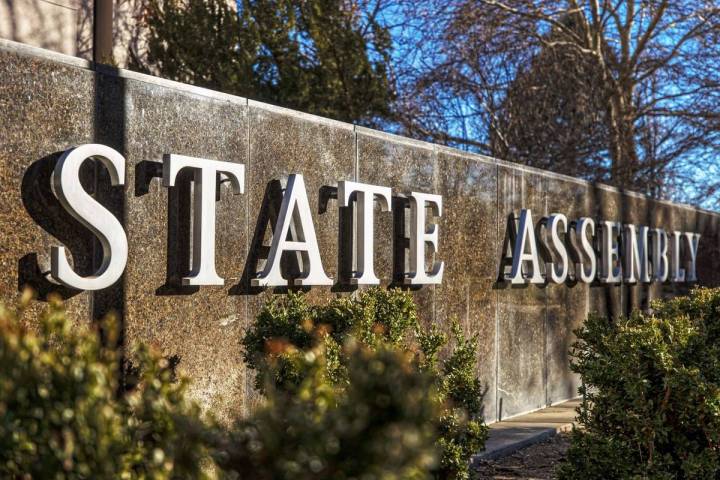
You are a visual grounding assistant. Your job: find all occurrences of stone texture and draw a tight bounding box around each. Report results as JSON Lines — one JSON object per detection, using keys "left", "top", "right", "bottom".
{"left": 2, "top": 42, "right": 720, "bottom": 427}
{"left": 244, "top": 102, "right": 356, "bottom": 406}
{"left": 588, "top": 186, "right": 624, "bottom": 318}
{"left": 642, "top": 198, "right": 675, "bottom": 304}
{"left": 96, "top": 71, "right": 250, "bottom": 423}
{"left": 696, "top": 211, "right": 720, "bottom": 286}
{"left": 628, "top": 196, "right": 694, "bottom": 304}
{"left": 544, "top": 176, "right": 590, "bottom": 405}
{"left": 496, "top": 165, "right": 547, "bottom": 419}
{"left": 356, "top": 128, "right": 436, "bottom": 326}
{"left": 0, "top": 46, "right": 94, "bottom": 323}
{"left": 245, "top": 101, "right": 355, "bottom": 288}
{"left": 666, "top": 203, "right": 699, "bottom": 299}
{"left": 621, "top": 192, "right": 651, "bottom": 312}
{"left": 435, "top": 148, "right": 498, "bottom": 421}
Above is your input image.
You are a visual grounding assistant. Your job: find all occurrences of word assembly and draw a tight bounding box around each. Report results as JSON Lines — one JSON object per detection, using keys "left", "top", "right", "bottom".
{"left": 504, "top": 209, "right": 701, "bottom": 285}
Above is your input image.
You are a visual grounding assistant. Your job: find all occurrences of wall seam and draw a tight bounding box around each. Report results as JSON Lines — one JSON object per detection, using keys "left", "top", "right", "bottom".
{"left": 544, "top": 178, "right": 549, "bottom": 408}
{"left": 353, "top": 124, "right": 359, "bottom": 181}
{"left": 494, "top": 163, "right": 500, "bottom": 421}
{"left": 244, "top": 97, "right": 250, "bottom": 415}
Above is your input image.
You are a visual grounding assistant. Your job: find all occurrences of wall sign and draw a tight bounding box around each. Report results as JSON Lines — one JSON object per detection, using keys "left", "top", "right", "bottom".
{"left": 47, "top": 144, "right": 445, "bottom": 291}
{"left": 503, "top": 209, "right": 701, "bottom": 285}
{"left": 46, "top": 144, "right": 700, "bottom": 292}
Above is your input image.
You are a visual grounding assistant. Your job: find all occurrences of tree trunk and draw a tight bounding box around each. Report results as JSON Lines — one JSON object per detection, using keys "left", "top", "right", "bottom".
{"left": 607, "top": 85, "right": 639, "bottom": 190}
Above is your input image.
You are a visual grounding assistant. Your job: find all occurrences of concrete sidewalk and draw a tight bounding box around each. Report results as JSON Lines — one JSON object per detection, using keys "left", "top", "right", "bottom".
{"left": 473, "top": 398, "right": 581, "bottom": 462}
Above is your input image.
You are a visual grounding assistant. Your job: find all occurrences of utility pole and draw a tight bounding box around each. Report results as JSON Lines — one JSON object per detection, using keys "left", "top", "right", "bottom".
{"left": 93, "top": 0, "right": 114, "bottom": 64}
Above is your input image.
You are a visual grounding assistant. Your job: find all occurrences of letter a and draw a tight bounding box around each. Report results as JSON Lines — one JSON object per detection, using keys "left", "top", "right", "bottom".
{"left": 508, "top": 209, "right": 544, "bottom": 284}
{"left": 253, "top": 174, "right": 333, "bottom": 287}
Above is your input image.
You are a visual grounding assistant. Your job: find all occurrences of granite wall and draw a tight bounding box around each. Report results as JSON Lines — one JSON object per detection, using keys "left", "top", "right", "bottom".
{"left": 2, "top": 39, "right": 719, "bottom": 423}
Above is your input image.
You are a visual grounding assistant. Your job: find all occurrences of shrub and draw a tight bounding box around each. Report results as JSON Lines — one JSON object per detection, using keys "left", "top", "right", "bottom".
{"left": 242, "top": 288, "right": 418, "bottom": 393}
{"left": 0, "top": 291, "right": 216, "bottom": 479}
{"left": 559, "top": 287, "right": 720, "bottom": 479}
{"left": 241, "top": 288, "right": 488, "bottom": 479}
{"left": 219, "top": 339, "right": 440, "bottom": 479}
{"left": 420, "top": 323, "right": 488, "bottom": 479}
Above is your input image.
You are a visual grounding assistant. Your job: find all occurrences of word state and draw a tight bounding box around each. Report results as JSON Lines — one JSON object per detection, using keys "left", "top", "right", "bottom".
{"left": 48, "top": 144, "right": 444, "bottom": 291}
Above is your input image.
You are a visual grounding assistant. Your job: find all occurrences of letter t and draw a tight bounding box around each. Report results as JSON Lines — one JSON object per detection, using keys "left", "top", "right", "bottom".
{"left": 162, "top": 154, "right": 245, "bottom": 286}
{"left": 338, "top": 181, "right": 392, "bottom": 285}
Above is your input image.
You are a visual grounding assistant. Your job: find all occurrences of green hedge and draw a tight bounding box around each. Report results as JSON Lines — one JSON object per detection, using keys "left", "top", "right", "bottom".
{"left": 218, "top": 339, "right": 440, "bottom": 479}
{"left": 0, "top": 291, "right": 214, "bottom": 479}
{"left": 241, "top": 288, "right": 488, "bottom": 480}
{"left": 0, "top": 288, "right": 487, "bottom": 479}
{"left": 559, "top": 287, "right": 720, "bottom": 479}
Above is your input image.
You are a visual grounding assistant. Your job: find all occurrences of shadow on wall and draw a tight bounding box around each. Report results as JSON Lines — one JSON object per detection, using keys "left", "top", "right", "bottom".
{"left": 491, "top": 183, "right": 720, "bottom": 321}
{"left": 134, "top": 162, "right": 200, "bottom": 297}
{"left": 18, "top": 152, "right": 94, "bottom": 301}
{"left": 22, "top": 151, "right": 719, "bottom": 316}
{"left": 13, "top": 58, "right": 720, "bottom": 324}
{"left": 16, "top": 64, "right": 129, "bottom": 340}
{"left": 90, "top": 66, "right": 127, "bottom": 325}
{"left": 696, "top": 216, "right": 720, "bottom": 287}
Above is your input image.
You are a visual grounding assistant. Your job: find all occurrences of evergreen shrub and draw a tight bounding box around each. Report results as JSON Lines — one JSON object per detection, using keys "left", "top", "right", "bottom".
{"left": 219, "top": 339, "right": 439, "bottom": 479}
{"left": 559, "top": 287, "right": 720, "bottom": 479}
{"left": 241, "top": 288, "right": 489, "bottom": 479}
{"left": 0, "top": 291, "right": 215, "bottom": 479}
{"left": 0, "top": 288, "right": 488, "bottom": 479}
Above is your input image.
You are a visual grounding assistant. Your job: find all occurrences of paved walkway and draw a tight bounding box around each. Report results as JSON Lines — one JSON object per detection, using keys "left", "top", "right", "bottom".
{"left": 473, "top": 398, "right": 581, "bottom": 462}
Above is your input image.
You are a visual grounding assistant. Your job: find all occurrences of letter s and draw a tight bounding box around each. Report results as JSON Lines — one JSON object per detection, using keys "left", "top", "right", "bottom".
{"left": 50, "top": 144, "right": 128, "bottom": 290}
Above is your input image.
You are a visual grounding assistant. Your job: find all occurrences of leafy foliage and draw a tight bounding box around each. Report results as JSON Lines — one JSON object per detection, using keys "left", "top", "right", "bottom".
{"left": 394, "top": 1, "right": 720, "bottom": 207}
{"left": 219, "top": 339, "right": 439, "bottom": 479}
{"left": 0, "top": 291, "right": 214, "bottom": 479}
{"left": 242, "top": 288, "right": 488, "bottom": 479}
{"left": 493, "top": 12, "right": 611, "bottom": 182}
{"left": 420, "top": 323, "right": 488, "bottom": 479}
{"left": 559, "top": 287, "right": 720, "bottom": 479}
{"left": 135, "top": 0, "right": 396, "bottom": 126}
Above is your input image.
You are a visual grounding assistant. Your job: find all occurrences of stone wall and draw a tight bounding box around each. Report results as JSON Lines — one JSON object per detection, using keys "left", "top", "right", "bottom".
{"left": 2, "top": 39, "right": 719, "bottom": 423}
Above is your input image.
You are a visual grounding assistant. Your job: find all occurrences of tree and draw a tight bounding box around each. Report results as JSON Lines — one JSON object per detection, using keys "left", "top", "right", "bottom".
{"left": 133, "top": 0, "right": 396, "bottom": 126}
{"left": 397, "top": 1, "right": 720, "bottom": 205}
{"left": 492, "top": 12, "right": 612, "bottom": 181}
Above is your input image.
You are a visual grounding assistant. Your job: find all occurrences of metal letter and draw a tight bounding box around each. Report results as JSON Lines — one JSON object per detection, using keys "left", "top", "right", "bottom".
{"left": 599, "top": 221, "right": 622, "bottom": 283}
{"left": 163, "top": 154, "right": 245, "bottom": 286}
{"left": 545, "top": 213, "right": 569, "bottom": 284}
{"left": 338, "top": 180, "right": 392, "bottom": 285}
{"left": 404, "top": 192, "right": 444, "bottom": 285}
{"left": 684, "top": 232, "right": 701, "bottom": 282}
{"left": 623, "top": 224, "right": 651, "bottom": 284}
{"left": 670, "top": 231, "right": 686, "bottom": 282}
{"left": 508, "top": 209, "right": 544, "bottom": 284}
{"left": 50, "top": 144, "right": 128, "bottom": 290}
{"left": 573, "top": 218, "right": 596, "bottom": 283}
{"left": 651, "top": 228, "right": 669, "bottom": 282}
{"left": 253, "top": 174, "right": 333, "bottom": 287}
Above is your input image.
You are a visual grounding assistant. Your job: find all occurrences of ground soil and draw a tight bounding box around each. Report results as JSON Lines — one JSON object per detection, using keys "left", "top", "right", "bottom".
{"left": 474, "top": 433, "right": 570, "bottom": 480}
